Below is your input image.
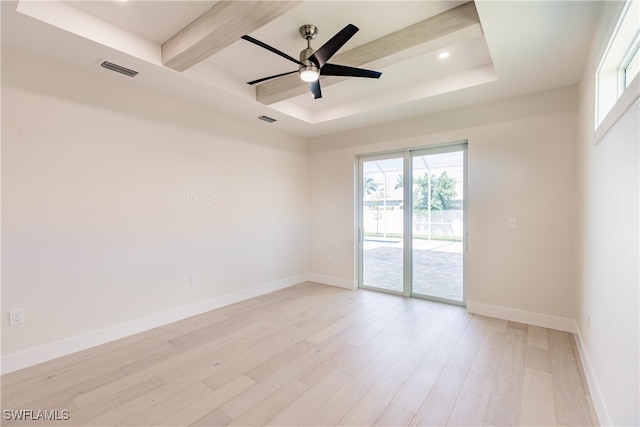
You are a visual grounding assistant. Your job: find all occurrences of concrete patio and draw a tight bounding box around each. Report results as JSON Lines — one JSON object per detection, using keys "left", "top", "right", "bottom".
{"left": 363, "top": 239, "right": 464, "bottom": 301}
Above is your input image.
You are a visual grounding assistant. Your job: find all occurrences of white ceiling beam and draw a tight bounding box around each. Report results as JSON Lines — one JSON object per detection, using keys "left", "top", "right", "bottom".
{"left": 256, "top": 1, "right": 483, "bottom": 105}
{"left": 162, "top": 1, "right": 299, "bottom": 72}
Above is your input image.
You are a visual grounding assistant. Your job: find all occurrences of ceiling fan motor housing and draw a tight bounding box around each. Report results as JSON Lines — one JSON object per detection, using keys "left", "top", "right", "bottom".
{"left": 300, "top": 47, "right": 315, "bottom": 63}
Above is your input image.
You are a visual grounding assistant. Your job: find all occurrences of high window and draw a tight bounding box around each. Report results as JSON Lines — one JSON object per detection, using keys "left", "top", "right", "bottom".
{"left": 595, "top": 0, "right": 639, "bottom": 138}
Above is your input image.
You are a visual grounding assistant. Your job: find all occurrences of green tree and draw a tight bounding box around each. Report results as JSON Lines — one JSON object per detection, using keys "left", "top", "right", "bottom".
{"left": 414, "top": 171, "right": 457, "bottom": 211}
{"left": 363, "top": 176, "right": 379, "bottom": 196}
{"left": 395, "top": 174, "right": 403, "bottom": 189}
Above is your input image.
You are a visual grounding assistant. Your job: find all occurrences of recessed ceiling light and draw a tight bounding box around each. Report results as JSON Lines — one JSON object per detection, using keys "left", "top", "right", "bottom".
{"left": 438, "top": 52, "right": 450, "bottom": 60}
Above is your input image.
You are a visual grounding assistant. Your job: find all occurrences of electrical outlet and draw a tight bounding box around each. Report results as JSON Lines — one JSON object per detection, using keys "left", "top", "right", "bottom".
{"left": 9, "top": 309, "right": 24, "bottom": 326}
{"left": 190, "top": 193, "right": 198, "bottom": 203}
{"left": 191, "top": 274, "right": 198, "bottom": 286}
{"left": 508, "top": 218, "right": 517, "bottom": 229}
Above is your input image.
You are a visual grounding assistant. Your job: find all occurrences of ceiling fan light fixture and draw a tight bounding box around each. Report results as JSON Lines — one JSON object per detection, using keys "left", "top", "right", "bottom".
{"left": 242, "top": 23, "right": 381, "bottom": 100}
{"left": 299, "top": 65, "right": 319, "bottom": 82}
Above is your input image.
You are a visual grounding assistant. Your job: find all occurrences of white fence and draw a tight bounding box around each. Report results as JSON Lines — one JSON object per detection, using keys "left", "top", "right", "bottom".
{"left": 364, "top": 207, "right": 463, "bottom": 239}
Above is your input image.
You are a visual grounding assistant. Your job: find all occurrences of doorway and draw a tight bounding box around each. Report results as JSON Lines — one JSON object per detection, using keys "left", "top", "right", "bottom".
{"left": 358, "top": 143, "right": 467, "bottom": 305}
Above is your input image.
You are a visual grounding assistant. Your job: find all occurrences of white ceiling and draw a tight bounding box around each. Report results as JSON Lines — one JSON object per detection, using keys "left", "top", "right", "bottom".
{"left": 1, "top": 0, "right": 602, "bottom": 138}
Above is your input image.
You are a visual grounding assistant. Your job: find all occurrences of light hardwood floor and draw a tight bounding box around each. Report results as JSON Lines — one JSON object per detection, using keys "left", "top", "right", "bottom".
{"left": 2, "top": 282, "right": 598, "bottom": 426}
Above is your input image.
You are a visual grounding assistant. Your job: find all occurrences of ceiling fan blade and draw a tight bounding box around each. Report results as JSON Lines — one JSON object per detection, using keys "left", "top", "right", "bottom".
{"left": 247, "top": 70, "right": 298, "bottom": 85}
{"left": 241, "top": 35, "right": 306, "bottom": 67}
{"left": 321, "top": 63, "right": 382, "bottom": 79}
{"left": 308, "top": 80, "right": 322, "bottom": 99}
{"left": 308, "top": 24, "right": 359, "bottom": 68}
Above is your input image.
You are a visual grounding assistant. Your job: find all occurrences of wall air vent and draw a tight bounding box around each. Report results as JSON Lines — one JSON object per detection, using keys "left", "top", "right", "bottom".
{"left": 258, "top": 115, "right": 277, "bottom": 123}
{"left": 100, "top": 61, "right": 139, "bottom": 77}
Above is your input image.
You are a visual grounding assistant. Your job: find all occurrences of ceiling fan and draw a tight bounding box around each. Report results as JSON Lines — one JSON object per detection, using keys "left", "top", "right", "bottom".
{"left": 241, "top": 24, "right": 382, "bottom": 100}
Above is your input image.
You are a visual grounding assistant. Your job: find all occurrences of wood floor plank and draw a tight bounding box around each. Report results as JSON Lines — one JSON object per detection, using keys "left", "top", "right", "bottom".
{"left": 419, "top": 310, "right": 473, "bottom": 374}
{"left": 155, "top": 344, "right": 256, "bottom": 385}
{"left": 302, "top": 335, "right": 414, "bottom": 426}
{"left": 483, "top": 325, "right": 527, "bottom": 426}
{"left": 337, "top": 375, "right": 404, "bottom": 426}
{"left": 527, "top": 325, "right": 550, "bottom": 349}
{"left": 487, "top": 317, "right": 508, "bottom": 333}
{"left": 447, "top": 372, "right": 494, "bottom": 426}
{"left": 295, "top": 343, "right": 359, "bottom": 386}
{"left": 469, "top": 328, "right": 506, "bottom": 379}
{"left": 245, "top": 340, "right": 316, "bottom": 382}
{"left": 190, "top": 409, "right": 232, "bottom": 427}
{"left": 1, "top": 323, "right": 182, "bottom": 390}
{"left": 306, "top": 312, "right": 364, "bottom": 345}
{"left": 2, "top": 368, "right": 123, "bottom": 414}
{"left": 412, "top": 305, "right": 460, "bottom": 351}
{"left": 386, "top": 343, "right": 433, "bottom": 383}
{"left": 346, "top": 302, "right": 407, "bottom": 347}
{"left": 226, "top": 379, "right": 309, "bottom": 426}
{"left": 245, "top": 311, "right": 340, "bottom": 355}
{"left": 118, "top": 382, "right": 213, "bottom": 427}
{"left": 409, "top": 315, "right": 489, "bottom": 426}
{"left": 525, "top": 345, "right": 552, "bottom": 372}
{"left": 217, "top": 330, "right": 356, "bottom": 419}
{"left": 189, "top": 409, "right": 233, "bottom": 427}
{"left": 548, "top": 331, "right": 593, "bottom": 427}
{"left": 338, "top": 329, "right": 399, "bottom": 376}
{"left": 266, "top": 369, "right": 352, "bottom": 426}
{"left": 374, "top": 403, "right": 416, "bottom": 427}
{"left": 152, "top": 376, "right": 256, "bottom": 426}
{"left": 78, "top": 376, "right": 220, "bottom": 426}
{"left": 519, "top": 367, "right": 556, "bottom": 426}
{"left": 71, "top": 370, "right": 161, "bottom": 409}
{"left": 1, "top": 283, "right": 597, "bottom": 427}
{"left": 391, "top": 367, "right": 438, "bottom": 414}
{"left": 69, "top": 376, "right": 166, "bottom": 426}
{"left": 4, "top": 340, "right": 173, "bottom": 408}
{"left": 410, "top": 355, "right": 472, "bottom": 426}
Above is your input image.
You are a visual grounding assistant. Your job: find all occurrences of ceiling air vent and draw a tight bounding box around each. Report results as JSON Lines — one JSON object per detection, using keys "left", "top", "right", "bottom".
{"left": 258, "top": 115, "right": 277, "bottom": 123}
{"left": 100, "top": 61, "right": 139, "bottom": 77}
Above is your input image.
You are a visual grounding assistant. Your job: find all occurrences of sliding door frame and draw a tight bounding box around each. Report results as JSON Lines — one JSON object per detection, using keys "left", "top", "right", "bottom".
{"left": 357, "top": 142, "right": 468, "bottom": 306}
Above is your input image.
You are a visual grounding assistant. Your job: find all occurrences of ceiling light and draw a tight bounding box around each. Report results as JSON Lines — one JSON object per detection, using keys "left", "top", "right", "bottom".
{"left": 438, "top": 52, "right": 450, "bottom": 60}
{"left": 299, "top": 65, "right": 319, "bottom": 82}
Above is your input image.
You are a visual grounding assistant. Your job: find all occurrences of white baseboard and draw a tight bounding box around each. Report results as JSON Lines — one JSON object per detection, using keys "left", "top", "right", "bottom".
{"left": 1, "top": 274, "right": 306, "bottom": 375}
{"left": 573, "top": 324, "right": 611, "bottom": 426}
{"left": 466, "top": 300, "right": 576, "bottom": 332}
{"left": 307, "top": 273, "right": 357, "bottom": 290}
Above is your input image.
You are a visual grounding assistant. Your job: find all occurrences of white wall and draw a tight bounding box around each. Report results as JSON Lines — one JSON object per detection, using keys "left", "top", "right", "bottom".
{"left": 576, "top": 2, "right": 640, "bottom": 425}
{"left": 308, "top": 85, "right": 579, "bottom": 328}
{"left": 1, "top": 48, "right": 309, "bottom": 369}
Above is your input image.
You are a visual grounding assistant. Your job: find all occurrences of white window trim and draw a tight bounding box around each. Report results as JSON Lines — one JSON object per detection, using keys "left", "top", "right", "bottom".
{"left": 595, "top": 73, "right": 639, "bottom": 144}
{"left": 594, "top": 0, "right": 640, "bottom": 144}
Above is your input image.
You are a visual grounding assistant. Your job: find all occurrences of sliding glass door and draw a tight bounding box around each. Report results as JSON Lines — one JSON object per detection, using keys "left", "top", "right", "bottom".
{"left": 358, "top": 144, "right": 466, "bottom": 305}
{"left": 411, "top": 149, "right": 465, "bottom": 302}
{"left": 360, "top": 155, "right": 405, "bottom": 294}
